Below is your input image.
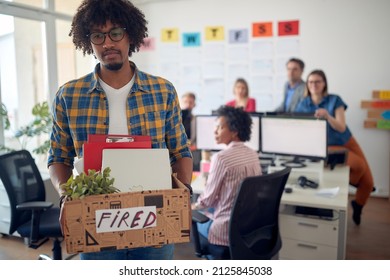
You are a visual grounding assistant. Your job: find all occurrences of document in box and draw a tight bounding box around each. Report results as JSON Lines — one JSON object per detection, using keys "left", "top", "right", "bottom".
{"left": 102, "top": 149, "right": 172, "bottom": 192}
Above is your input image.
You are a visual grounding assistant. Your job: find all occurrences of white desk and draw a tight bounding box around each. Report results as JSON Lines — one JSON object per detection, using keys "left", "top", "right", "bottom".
{"left": 191, "top": 162, "right": 350, "bottom": 260}
{"left": 278, "top": 164, "right": 349, "bottom": 260}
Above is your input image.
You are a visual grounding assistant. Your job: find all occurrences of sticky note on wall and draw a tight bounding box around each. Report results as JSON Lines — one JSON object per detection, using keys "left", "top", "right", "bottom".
{"left": 161, "top": 28, "right": 179, "bottom": 42}
{"left": 183, "top": 32, "right": 201, "bottom": 47}
{"left": 278, "top": 20, "right": 300, "bottom": 36}
{"left": 205, "top": 26, "right": 225, "bottom": 41}
{"left": 252, "top": 22, "right": 273, "bottom": 37}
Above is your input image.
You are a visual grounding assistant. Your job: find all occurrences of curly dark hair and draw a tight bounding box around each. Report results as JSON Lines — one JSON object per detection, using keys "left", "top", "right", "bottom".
{"left": 69, "top": 0, "right": 148, "bottom": 56}
{"left": 216, "top": 105, "right": 252, "bottom": 142}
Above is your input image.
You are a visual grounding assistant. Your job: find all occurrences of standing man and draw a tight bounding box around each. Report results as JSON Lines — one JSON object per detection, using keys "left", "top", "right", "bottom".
{"left": 180, "top": 92, "right": 196, "bottom": 146}
{"left": 275, "top": 58, "right": 306, "bottom": 113}
{"left": 48, "top": 0, "right": 193, "bottom": 260}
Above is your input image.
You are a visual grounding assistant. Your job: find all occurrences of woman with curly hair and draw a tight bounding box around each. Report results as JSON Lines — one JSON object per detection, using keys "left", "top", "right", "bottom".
{"left": 192, "top": 106, "right": 262, "bottom": 259}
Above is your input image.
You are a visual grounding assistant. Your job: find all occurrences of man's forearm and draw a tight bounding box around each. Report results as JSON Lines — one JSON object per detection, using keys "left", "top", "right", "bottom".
{"left": 171, "top": 157, "right": 193, "bottom": 185}
{"left": 48, "top": 163, "right": 73, "bottom": 195}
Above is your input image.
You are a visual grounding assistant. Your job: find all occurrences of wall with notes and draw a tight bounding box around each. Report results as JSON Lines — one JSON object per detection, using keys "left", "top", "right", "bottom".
{"left": 133, "top": 0, "right": 390, "bottom": 196}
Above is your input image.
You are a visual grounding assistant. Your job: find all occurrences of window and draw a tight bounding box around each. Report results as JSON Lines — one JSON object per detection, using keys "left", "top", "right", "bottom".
{"left": 10, "top": 0, "right": 44, "bottom": 9}
{"left": 54, "top": 0, "right": 82, "bottom": 15}
{"left": 0, "top": 0, "right": 94, "bottom": 169}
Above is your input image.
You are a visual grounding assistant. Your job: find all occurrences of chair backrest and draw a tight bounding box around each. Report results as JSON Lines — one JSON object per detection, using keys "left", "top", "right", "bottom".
{"left": 0, "top": 150, "right": 46, "bottom": 234}
{"left": 229, "top": 167, "right": 291, "bottom": 259}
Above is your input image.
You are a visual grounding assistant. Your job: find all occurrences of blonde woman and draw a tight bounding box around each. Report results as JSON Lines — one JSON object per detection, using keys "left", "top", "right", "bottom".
{"left": 226, "top": 78, "right": 256, "bottom": 112}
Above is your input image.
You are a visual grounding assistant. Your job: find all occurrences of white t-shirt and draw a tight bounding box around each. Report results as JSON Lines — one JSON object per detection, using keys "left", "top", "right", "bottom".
{"left": 99, "top": 75, "right": 135, "bottom": 134}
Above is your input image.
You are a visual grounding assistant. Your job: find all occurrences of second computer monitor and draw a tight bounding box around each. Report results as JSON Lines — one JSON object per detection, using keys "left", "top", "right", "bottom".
{"left": 260, "top": 115, "right": 327, "bottom": 161}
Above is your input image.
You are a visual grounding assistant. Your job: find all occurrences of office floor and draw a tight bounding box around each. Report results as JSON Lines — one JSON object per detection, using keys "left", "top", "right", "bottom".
{"left": 0, "top": 195, "right": 389, "bottom": 260}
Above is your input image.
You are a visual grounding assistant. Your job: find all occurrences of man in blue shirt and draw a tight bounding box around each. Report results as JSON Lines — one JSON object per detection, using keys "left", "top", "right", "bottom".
{"left": 275, "top": 58, "right": 306, "bottom": 113}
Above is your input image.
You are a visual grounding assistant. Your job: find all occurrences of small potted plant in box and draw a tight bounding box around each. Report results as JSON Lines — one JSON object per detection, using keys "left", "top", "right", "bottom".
{"left": 60, "top": 167, "right": 119, "bottom": 202}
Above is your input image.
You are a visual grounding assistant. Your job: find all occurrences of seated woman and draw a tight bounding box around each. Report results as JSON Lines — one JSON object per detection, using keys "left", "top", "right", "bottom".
{"left": 192, "top": 106, "right": 262, "bottom": 259}
{"left": 226, "top": 78, "right": 256, "bottom": 112}
{"left": 295, "top": 69, "right": 374, "bottom": 225}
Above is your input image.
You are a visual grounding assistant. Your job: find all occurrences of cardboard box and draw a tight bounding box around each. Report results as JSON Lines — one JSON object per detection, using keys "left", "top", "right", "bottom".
{"left": 62, "top": 175, "right": 191, "bottom": 254}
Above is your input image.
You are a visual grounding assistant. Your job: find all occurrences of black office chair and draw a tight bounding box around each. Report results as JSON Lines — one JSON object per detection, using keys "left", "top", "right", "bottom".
{"left": 191, "top": 167, "right": 291, "bottom": 260}
{"left": 0, "top": 150, "right": 63, "bottom": 260}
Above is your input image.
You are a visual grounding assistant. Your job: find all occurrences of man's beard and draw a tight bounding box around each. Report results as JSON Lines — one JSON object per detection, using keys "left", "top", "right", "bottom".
{"left": 104, "top": 62, "right": 123, "bottom": 71}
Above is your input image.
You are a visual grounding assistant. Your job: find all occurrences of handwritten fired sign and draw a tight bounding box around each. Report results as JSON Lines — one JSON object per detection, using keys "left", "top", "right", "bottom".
{"left": 95, "top": 206, "right": 157, "bottom": 233}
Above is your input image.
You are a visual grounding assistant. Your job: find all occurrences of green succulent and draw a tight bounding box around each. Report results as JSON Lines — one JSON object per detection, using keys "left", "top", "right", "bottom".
{"left": 60, "top": 167, "right": 119, "bottom": 201}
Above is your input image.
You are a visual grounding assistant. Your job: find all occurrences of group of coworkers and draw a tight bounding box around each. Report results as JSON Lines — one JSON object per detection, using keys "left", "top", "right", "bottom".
{"left": 183, "top": 58, "right": 374, "bottom": 258}
{"left": 46, "top": 0, "right": 373, "bottom": 260}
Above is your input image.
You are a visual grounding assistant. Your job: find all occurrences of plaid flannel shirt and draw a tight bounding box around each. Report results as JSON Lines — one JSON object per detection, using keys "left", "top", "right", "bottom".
{"left": 48, "top": 61, "right": 191, "bottom": 168}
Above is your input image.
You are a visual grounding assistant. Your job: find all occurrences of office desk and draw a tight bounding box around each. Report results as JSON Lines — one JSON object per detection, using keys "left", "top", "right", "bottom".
{"left": 191, "top": 163, "right": 350, "bottom": 260}
{"left": 278, "top": 164, "right": 349, "bottom": 260}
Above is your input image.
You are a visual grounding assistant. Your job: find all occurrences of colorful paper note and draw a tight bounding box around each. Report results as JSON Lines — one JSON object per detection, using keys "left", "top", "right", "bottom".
{"left": 278, "top": 20, "right": 299, "bottom": 36}
{"left": 140, "top": 37, "right": 155, "bottom": 51}
{"left": 161, "top": 28, "right": 179, "bottom": 42}
{"left": 252, "top": 22, "right": 273, "bottom": 37}
{"left": 229, "top": 29, "right": 249, "bottom": 43}
{"left": 182, "top": 32, "right": 201, "bottom": 47}
{"left": 205, "top": 26, "right": 225, "bottom": 41}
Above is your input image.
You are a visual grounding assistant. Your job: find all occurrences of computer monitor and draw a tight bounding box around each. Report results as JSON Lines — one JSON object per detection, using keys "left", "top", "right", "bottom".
{"left": 260, "top": 115, "right": 327, "bottom": 167}
{"left": 275, "top": 112, "right": 317, "bottom": 118}
{"left": 195, "top": 114, "right": 260, "bottom": 152}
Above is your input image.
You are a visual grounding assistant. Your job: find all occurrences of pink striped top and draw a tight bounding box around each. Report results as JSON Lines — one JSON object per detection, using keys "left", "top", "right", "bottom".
{"left": 197, "top": 141, "right": 262, "bottom": 246}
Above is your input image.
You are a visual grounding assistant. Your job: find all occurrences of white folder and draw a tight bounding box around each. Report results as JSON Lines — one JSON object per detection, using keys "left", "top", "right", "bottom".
{"left": 101, "top": 149, "right": 172, "bottom": 192}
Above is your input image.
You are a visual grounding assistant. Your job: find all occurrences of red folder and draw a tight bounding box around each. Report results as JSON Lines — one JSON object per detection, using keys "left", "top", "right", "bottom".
{"left": 83, "top": 134, "right": 152, "bottom": 173}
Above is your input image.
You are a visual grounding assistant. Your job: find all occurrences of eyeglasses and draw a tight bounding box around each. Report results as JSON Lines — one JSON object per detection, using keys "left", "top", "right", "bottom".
{"left": 308, "top": 80, "right": 324, "bottom": 85}
{"left": 87, "top": 27, "right": 127, "bottom": 45}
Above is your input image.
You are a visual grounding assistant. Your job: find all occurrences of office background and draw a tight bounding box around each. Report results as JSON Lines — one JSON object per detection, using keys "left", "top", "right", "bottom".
{"left": 0, "top": 0, "right": 389, "bottom": 197}
{"left": 132, "top": 0, "right": 390, "bottom": 197}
